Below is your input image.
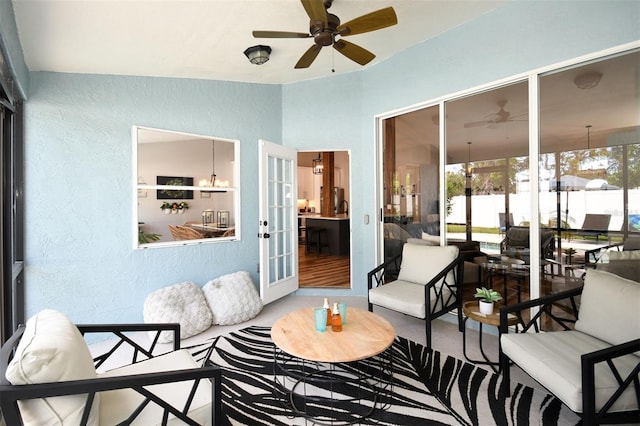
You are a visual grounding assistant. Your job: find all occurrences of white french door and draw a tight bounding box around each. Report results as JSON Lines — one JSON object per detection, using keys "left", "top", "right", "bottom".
{"left": 258, "top": 140, "right": 299, "bottom": 304}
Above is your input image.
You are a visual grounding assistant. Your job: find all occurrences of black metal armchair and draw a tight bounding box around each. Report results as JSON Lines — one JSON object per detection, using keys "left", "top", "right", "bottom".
{"left": 499, "top": 279, "right": 640, "bottom": 425}
{"left": 368, "top": 243, "right": 464, "bottom": 350}
{"left": 0, "top": 316, "right": 222, "bottom": 426}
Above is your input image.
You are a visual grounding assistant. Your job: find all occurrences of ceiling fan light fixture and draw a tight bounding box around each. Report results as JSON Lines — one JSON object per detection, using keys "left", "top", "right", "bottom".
{"left": 574, "top": 71, "right": 602, "bottom": 90}
{"left": 244, "top": 45, "right": 272, "bottom": 65}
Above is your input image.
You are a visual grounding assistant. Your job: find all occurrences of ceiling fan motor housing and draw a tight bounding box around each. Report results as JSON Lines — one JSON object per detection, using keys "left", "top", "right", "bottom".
{"left": 311, "top": 13, "right": 340, "bottom": 46}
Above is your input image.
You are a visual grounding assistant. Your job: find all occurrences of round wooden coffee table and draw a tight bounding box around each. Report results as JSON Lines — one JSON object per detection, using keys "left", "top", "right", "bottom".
{"left": 271, "top": 307, "right": 395, "bottom": 424}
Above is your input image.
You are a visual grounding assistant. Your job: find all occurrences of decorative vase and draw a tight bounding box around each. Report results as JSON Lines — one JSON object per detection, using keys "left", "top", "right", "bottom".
{"left": 163, "top": 209, "right": 170, "bottom": 215}
{"left": 172, "top": 209, "right": 177, "bottom": 214}
{"left": 178, "top": 209, "right": 184, "bottom": 214}
{"left": 479, "top": 300, "right": 494, "bottom": 315}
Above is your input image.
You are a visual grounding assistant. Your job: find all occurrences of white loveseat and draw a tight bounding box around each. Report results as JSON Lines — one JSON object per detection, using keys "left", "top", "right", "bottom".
{"left": 499, "top": 269, "right": 640, "bottom": 425}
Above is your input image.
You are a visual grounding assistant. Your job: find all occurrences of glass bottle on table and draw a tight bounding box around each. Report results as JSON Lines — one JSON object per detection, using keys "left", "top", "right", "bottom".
{"left": 323, "top": 297, "right": 331, "bottom": 326}
{"left": 331, "top": 302, "right": 342, "bottom": 332}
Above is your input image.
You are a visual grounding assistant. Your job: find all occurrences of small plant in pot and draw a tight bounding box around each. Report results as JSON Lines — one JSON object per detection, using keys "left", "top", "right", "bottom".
{"left": 474, "top": 287, "right": 503, "bottom": 315}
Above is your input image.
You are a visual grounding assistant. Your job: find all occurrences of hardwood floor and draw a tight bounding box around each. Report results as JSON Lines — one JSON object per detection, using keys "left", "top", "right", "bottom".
{"left": 298, "top": 244, "right": 350, "bottom": 288}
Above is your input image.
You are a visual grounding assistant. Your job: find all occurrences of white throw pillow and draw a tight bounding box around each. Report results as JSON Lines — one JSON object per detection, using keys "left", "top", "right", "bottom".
{"left": 143, "top": 282, "right": 213, "bottom": 342}
{"left": 407, "top": 237, "right": 439, "bottom": 246}
{"left": 202, "top": 271, "right": 263, "bottom": 325}
{"left": 421, "top": 232, "right": 441, "bottom": 245}
{"left": 575, "top": 269, "right": 640, "bottom": 347}
{"left": 5, "top": 309, "right": 100, "bottom": 425}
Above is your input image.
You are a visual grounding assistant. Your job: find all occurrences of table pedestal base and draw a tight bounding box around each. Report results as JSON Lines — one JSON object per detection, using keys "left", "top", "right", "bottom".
{"left": 273, "top": 347, "right": 393, "bottom": 425}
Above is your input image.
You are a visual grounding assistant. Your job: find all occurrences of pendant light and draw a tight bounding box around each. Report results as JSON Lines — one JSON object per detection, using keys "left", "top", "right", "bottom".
{"left": 313, "top": 153, "right": 324, "bottom": 175}
{"left": 199, "top": 140, "right": 217, "bottom": 189}
{"left": 199, "top": 140, "right": 230, "bottom": 189}
{"left": 465, "top": 142, "right": 473, "bottom": 178}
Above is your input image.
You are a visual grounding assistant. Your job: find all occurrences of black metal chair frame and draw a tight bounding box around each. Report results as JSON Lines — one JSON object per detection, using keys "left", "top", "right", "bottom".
{"left": 0, "top": 323, "right": 223, "bottom": 426}
{"left": 498, "top": 287, "right": 640, "bottom": 425}
{"left": 499, "top": 226, "right": 556, "bottom": 263}
{"left": 367, "top": 252, "right": 464, "bottom": 349}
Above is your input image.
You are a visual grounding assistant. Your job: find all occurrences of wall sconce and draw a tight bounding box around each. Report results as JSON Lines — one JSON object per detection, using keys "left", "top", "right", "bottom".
{"left": 244, "top": 45, "right": 272, "bottom": 65}
{"left": 313, "top": 153, "right": 324, "bottom": 175}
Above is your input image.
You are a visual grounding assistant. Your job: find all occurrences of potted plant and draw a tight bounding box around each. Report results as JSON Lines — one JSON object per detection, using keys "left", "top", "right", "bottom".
{"left": 160, "top": 202, "right": 172, "bottom": 214}
{"left": 563, "top": 247, "right": 576, "bottom": 265}
{"left": 177, "top": 201, "right": 189, "bottom": 214}
{"left": 474, "top": 287, "right": 503, "bottom": 315}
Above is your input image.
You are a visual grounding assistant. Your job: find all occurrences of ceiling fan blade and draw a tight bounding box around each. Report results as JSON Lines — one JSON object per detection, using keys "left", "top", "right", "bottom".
{"left": 301, "top": 0, "right": 328, "bottom": 26}
{"left": 464, "top": 121, "right": 490, "bottom": 129}
{"left": 333, "top": 40, "right": 375, "bottom": 66}
{"left": 295, "top": 44, "right": 323, "bottom": 69}
{"left": 337, "top": 7, "right": 397, "bottom": 36}
{"left": 253, "top": 30, "right": 310, "bottom": 39}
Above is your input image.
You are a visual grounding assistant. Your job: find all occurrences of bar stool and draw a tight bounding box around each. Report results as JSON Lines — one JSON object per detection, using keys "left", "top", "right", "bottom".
{"left": 305, "top": 227, "right": 330, "bottom": 257}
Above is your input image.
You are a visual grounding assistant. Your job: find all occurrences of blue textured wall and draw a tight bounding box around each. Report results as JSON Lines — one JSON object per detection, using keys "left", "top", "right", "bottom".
{"left": 24, "top": 73, "right": 281, "bottom": 323}
{"left": 284, "top": 0, "right": 640, "bottom": 299}
{"left": 6, "top": 0, "right": 639, "bottom": 323}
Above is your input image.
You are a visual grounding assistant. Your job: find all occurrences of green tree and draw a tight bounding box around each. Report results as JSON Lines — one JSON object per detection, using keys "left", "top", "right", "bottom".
{"left": 445, "top": 170, "right": 465, "bottom": 215}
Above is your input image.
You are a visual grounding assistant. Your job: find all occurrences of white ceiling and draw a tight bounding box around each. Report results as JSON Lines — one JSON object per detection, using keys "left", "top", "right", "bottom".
{"left": 12, "top": 0, "right": 508, "bottom": 85}
{"left": 11, "top": 0, "right": 639, "bottom": 166}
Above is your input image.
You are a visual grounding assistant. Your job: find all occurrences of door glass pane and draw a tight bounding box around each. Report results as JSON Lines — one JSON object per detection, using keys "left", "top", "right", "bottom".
{"left": 382, "top": 105, "right": 441, "bottom": 275}
{"left": 267, "top": 155, "right": 295, "bottom": 285}
{"left": 539, "top": 50, "right": 640, "bottom": 297}
{"left": 445, "top": 81, "right": 529, "bottom": 305}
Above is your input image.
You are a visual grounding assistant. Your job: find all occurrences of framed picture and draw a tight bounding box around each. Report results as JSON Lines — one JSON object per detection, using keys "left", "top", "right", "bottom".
{"left": 156, "top": 176, "right": 194, "bottom": 200}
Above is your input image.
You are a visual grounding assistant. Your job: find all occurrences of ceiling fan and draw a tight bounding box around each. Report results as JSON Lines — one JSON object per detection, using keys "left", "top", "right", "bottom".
{"left": 252, "top": 0, "right": 397, "bottom": 69}
{"left": 464, "top": 100, "right": 528, "bottom": 129}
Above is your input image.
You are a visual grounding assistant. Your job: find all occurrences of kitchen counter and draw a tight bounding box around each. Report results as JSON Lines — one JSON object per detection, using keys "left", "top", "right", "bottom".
{"left": 299, "top": 213, "right": 349, "bottom": 221}
{"left": 305, "top": 217, "right": 350, "bottom": 256}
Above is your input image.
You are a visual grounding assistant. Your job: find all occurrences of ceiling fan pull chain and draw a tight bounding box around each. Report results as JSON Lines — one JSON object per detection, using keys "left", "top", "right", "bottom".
{"left": 332, "top": 47, "right": 335, "bottom": 73}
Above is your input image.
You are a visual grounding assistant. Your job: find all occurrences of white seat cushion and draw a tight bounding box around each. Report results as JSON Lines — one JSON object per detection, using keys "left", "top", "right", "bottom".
{"left": 501, "top": 330, "right": 639, "bottom": 413}
{"left": 5, "top": 309, "right": 100, "bottom": 425}
{"left": 368, "top": 279, "right": 452, "bottom": 318}
{"left": 143, "top": 282, "right": 213, "bottom": 342}
{"left": 202, "top": 271, "right": 263, "bottom": 325}
{"left": 98, "top": 349, "right": 212, "bottom": 425}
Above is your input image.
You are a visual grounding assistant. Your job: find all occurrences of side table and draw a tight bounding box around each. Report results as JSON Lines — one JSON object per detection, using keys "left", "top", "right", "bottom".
{"left": 462, "top": 301, "right": 518, "bottom": 373}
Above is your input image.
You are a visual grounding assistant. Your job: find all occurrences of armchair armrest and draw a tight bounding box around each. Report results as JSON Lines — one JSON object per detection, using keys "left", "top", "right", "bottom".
{"left": 499, "top": 285, "right": 583, "bottom": 335}
{"left": 584, "top": 242, "right": 623, "bottom": 266}
{"left": 368, "top": 252, "right": 402, "bottom": 290}
{"left": 77, "top": 323, "right": 181, "bottom": 368}
{"left": 582, "top": 339, "right": 640, "bottom": 425}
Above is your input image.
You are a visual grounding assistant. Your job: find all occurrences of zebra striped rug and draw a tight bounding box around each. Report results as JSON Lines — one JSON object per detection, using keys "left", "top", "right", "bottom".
{"left": 187, "top": 326, "right": 580, "bottom": 425}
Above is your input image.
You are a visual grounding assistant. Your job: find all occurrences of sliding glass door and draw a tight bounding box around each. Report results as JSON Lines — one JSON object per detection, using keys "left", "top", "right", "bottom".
{"left": 380, "top": 48, "right": 639, "bottom": 307}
